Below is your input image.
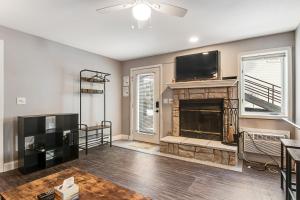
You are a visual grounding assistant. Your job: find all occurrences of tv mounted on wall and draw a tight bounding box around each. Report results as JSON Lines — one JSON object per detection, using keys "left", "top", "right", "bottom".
{"left": 175, "top": 50, "right": 220, "bottom": 82}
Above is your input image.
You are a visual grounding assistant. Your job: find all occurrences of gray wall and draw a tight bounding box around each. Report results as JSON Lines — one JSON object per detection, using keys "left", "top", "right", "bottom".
{"left": 122, "top": 32, "right": 295, "bottom": 137}
{"left": 0, "top": 26, "right": 122, "bottom": 163}
{"left": 296, "top": 25, "right": 300, "bottom": 137}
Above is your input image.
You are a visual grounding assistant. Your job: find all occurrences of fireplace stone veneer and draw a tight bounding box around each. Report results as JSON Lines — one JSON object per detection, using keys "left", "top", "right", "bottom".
{"left": 173, "top": 87, "right": 236, "bottom": 140}
{"left": 160, "top": 83, "right": 238, "bottom": 166}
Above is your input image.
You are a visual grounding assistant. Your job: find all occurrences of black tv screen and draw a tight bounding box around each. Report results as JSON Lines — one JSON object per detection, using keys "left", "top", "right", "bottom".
{"left": 176, "top": 51, "right": 219, "bottom": 82}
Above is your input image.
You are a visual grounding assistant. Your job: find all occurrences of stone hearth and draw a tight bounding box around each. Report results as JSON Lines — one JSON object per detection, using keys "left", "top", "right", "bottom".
{"left": 160, "top": 136, "right": 237, "bottom": 166}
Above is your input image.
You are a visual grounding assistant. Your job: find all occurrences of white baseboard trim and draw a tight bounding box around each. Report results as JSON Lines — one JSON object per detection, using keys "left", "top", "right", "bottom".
{"left": 3, "top": 160, "right": 18, "bottom": 172}
{"left": 112, "top": 134, "right": 129, "bottom": 141}
{"left": 0, "top": 41, "right": 4, "bottom": 173}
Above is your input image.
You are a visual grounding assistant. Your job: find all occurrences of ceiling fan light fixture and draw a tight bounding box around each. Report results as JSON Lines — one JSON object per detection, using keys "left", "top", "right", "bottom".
{"left": 132, "top": 3, "right": 151, "bottom": 21}
{"left": 189, "top": 36, "right": 199, "bottom": 43}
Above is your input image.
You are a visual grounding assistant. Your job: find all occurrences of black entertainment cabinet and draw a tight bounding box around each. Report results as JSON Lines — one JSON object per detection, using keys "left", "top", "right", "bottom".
{"left": 18, "top": 113, "right": 79, "bottom": 174}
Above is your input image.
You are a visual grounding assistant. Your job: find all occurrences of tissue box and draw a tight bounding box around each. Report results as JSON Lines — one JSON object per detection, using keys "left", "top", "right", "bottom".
{"left": 54, "top": 183, "right": 79, "bottom": 200}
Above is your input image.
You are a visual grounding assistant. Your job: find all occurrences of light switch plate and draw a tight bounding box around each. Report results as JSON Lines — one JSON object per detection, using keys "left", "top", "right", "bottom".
{"left": 123, "top": 76, "right": 129, "bottom": 86}
{"left": 123, "top": 87, "right": 129, "bottom": 97}
{"left": 163, "top": 98, "right": 169, "bottom": 104}
{"left": 16, "top": 97, "right": 26, "bottom": 105}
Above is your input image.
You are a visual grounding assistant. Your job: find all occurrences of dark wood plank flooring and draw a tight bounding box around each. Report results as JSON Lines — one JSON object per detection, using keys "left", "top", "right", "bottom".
{"left": 0, "top": 146, "right": 284, "bottom": 200}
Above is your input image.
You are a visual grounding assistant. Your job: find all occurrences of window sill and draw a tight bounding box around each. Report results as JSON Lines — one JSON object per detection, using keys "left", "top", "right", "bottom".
{"left": 240, "top": 114, "right": 288, "bottom": 120}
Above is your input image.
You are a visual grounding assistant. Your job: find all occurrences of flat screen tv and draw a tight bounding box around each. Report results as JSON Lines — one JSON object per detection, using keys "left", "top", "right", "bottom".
{"left": 175, "top": 50, "right": 219, "bottom": 82}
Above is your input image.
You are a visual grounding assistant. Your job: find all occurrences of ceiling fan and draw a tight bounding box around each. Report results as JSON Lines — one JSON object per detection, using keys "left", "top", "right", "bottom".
{"left": 96, "top": 0, "right": 188, "bottom": 22}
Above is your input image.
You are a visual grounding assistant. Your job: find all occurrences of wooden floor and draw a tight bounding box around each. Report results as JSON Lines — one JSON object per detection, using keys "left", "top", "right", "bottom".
{"left": 0, "top": 146, "right": 284, "bottom": 200}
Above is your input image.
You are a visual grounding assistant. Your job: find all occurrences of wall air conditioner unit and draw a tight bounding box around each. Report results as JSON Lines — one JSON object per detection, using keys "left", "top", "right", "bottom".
{"left": 241, "top": 127, "right": 290, "bottom": 157}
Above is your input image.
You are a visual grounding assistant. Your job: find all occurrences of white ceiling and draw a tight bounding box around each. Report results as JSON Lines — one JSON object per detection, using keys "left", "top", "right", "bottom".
{"left": 0, "top": 0, "right": 299, "bottom": 61}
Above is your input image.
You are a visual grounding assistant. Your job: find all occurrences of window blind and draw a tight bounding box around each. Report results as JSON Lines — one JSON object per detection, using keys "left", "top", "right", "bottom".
{"left": 137, "top": 73, "right": 154, "bottom": 134}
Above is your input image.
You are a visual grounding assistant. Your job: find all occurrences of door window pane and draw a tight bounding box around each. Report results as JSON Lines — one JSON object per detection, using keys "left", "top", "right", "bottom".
{"left": 136, "top": 73, "right": 154, "bottom": 134}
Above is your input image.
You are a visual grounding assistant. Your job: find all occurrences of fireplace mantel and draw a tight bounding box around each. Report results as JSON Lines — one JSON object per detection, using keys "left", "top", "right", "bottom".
{"left": 167, "top": 79, "right": 238, "bottom": 89}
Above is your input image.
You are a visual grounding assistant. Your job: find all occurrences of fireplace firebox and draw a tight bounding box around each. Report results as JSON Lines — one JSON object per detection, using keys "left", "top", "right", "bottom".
{"left": 179, "top": 99, "right": 224, "bottom": 141}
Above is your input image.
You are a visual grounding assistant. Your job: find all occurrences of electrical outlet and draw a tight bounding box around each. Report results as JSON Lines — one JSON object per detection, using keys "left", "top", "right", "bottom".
{"left": 16, "top": 97, "right": 26, "bottom": 105}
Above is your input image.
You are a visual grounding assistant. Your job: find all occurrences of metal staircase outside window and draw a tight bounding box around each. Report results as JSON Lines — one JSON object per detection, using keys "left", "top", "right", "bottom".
{"left": 244, "top": 74, "right": 281, "bottom": 113}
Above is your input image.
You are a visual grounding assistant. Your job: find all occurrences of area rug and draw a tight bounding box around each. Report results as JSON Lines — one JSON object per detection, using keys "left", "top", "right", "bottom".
{"left": 128, "top": 141, "right": 157, "bottom": 150}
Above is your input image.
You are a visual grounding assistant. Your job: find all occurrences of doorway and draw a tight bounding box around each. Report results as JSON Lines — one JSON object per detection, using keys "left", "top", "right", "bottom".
{"left": 130, "top": 65, "right": 161, "bottom": 144}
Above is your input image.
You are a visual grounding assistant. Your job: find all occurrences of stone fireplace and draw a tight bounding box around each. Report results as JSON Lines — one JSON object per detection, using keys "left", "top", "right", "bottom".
{"left": 160, "top": 80, "right": 239, "bottom": 166}
{"left": 179, "top": 99, "right": 224, "bottom": 141}
{"left": 173, "top": 86, "right": 236, "bottom": 142}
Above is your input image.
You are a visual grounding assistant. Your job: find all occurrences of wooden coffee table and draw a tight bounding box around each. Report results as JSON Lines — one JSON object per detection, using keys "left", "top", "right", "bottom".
{"left": 0, "top": 167, "right": 151, "bottom": 200}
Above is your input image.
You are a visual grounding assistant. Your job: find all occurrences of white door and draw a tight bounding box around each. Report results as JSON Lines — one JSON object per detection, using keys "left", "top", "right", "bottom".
{"left": 131, "top": 66, "right": 160, "bottom": 144}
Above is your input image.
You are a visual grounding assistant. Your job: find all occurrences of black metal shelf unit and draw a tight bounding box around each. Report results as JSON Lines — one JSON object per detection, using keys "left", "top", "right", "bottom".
{"left": 18, "top": 113, "right": 79, "bottom": 174}
{"left": 79, "top": 69, "right": 112, "bottom": 155}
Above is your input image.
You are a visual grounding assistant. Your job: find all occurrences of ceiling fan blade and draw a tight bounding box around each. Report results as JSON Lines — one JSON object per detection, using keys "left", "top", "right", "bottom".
{"left": 147, "top": 1, "right": 187, "bottom": 17}
{"left": 96, "top": 2, "right": 136, "bottom": 14}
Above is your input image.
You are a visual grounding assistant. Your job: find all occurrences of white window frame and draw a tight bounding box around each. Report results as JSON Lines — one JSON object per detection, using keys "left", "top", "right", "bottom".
{"left": 0, "top": 40, "right": 4, "bottom": 172}
{"left": 239, "top": 47, "right": 292, "bottom": 119}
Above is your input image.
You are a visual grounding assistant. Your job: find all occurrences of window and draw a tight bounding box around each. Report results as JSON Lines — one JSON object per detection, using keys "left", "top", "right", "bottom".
{"left": 137, "top": 73, "right": 155, "bottom": 134}
{"left": 240, "top": 48, "right": 289, "bottom": 117}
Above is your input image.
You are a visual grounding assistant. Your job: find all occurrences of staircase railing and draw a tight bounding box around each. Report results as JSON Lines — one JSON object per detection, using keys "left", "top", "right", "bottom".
{"left": 244, "top": 75, "right": 281, "bottom": 105}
